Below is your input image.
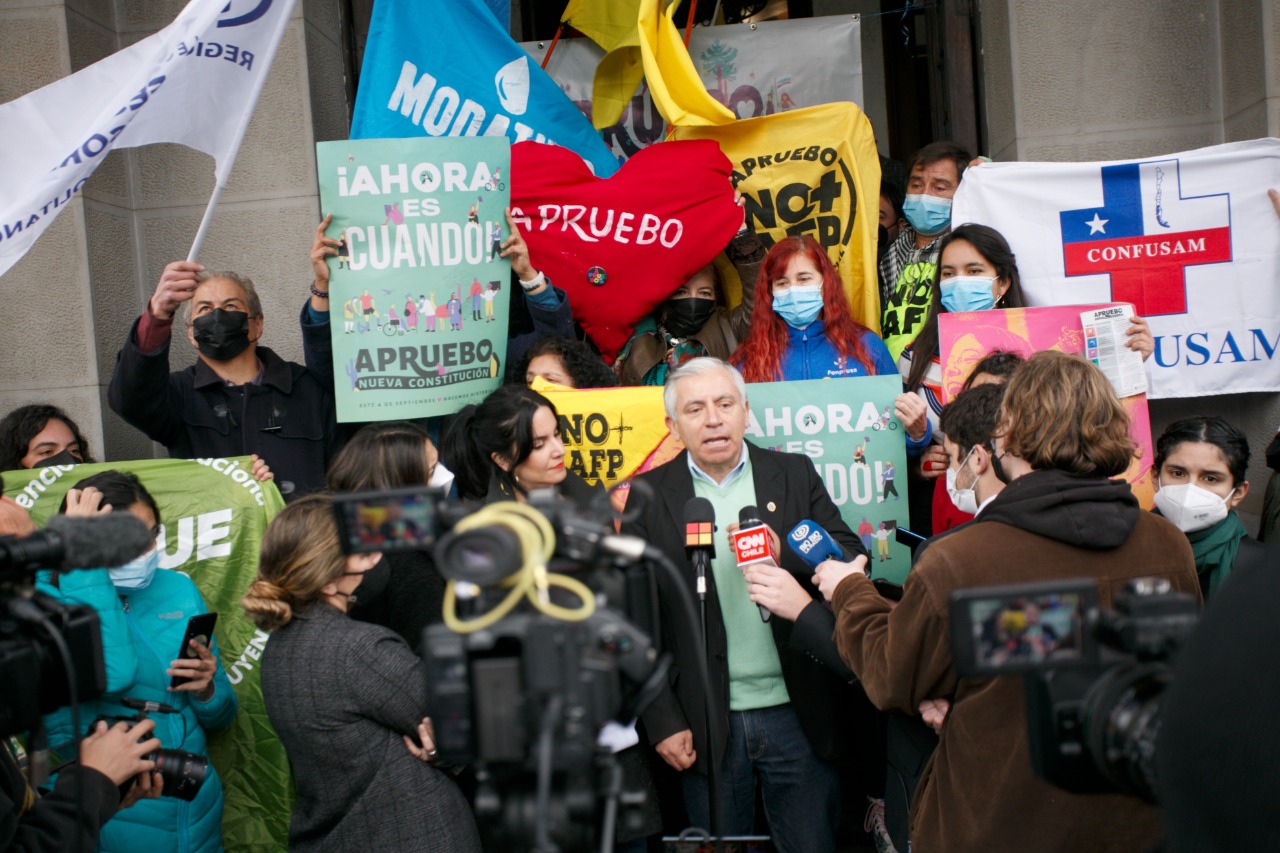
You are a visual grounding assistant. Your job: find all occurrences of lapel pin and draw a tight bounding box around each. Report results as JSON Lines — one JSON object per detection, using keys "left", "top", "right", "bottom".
{"left": 766, "top": 501, "right": 776, "bottom": 512}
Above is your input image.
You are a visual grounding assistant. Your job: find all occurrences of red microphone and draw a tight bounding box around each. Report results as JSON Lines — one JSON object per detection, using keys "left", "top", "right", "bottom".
{"left": 733, "top": 505, "right": 779, "bottom": 623}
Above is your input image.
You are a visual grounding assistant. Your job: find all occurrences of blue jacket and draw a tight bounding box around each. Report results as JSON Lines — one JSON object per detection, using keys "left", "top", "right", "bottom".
{"left": 779, "top": 320, "right": 932, "bottom": 453}
{"left": 779, "top": 320, "right": 898, "bottom": 381}
{"left": 37, "top": 568, "right": 236, "bottom": 853}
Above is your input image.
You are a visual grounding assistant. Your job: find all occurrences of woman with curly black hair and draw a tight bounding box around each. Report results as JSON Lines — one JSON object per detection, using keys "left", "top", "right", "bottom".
{"left": 0, "top": 404, "right": 94, "bottom": 470}
{"left": 516, "top": 335, "right": 619, "bottom": 389}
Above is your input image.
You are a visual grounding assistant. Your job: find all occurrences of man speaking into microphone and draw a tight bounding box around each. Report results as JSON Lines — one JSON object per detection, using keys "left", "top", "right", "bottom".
{"left": 622, "top": 358, "right": 867, "bottom": 852}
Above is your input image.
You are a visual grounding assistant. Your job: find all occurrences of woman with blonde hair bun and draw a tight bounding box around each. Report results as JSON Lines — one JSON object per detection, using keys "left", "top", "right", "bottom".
{"left": 243, "top": 495, "right": 480, "bottom": 852}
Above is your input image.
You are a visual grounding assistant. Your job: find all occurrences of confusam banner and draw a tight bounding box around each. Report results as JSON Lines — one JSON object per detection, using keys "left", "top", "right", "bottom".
{"left": 937, "top": 305, "right": 1157, "bottom": 509}
{"left": 950, "top": 138, "right": 1280, "bottom": 398}
{"left": 523, "top": 15, "right": 863, "bottom": 162}
{"left": 545, "top": 375, "right": 913, "bottom": 583}
{"left": 3, "top": 457, "right": 290, "bottom": 852}
{"left": 317, "top": 136, "right": 511, "bottom": 421}
{"left": 671, "top": 102, "right": 883, "bottom": 333}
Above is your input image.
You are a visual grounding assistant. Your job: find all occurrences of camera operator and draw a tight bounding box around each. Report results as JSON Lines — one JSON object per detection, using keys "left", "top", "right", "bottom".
{"left": 815, "top": 351, "right": 1201, "bottom": 853}
{"left": 1, "top": 720, "right": 163, "bottom": 853}
{"left": 243, "top": 495, "right": 481, "bottom": 852}
{"left": 0, "top": 474, "right": 163, "bottom": 851}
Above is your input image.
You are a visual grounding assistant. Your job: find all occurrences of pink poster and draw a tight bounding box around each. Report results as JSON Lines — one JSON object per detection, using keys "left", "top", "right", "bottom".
{"left": 938, "top": 304, "right": 1155, "bottom": 508}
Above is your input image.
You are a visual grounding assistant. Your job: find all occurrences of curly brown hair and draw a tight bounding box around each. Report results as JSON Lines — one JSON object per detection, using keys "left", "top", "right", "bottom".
{"left": 999, "top": 351, "right": 1134, "bottom": 477}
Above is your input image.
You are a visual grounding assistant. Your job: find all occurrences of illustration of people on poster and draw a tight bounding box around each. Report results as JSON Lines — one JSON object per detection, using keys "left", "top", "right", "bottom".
{"left": 316, "top": 137, "right": 511, "bottom": 421}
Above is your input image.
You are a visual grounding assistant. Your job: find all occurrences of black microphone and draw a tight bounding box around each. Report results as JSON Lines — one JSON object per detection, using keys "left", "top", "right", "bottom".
{"left": 733, "top": 506, "right": 779, "bottom": 623}
{"left": 683, "top": 497, "right": 716, "bottom": 602}
{"left": 0, "top": 513, "right": 155, "bottom": 575}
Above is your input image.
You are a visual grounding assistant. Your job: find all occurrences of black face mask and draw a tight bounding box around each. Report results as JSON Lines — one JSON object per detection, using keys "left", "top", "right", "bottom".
{"left": 989, "top": 439, "right": 1011, "bottom": 485}
{"left": 346, "top": 556, "right": 391, "bottom": 613}
{"left": 33, "top": 448, "right": 82, "bottom": 468}
{"left": 192, "top": 309, "right": 252, "bottom": 361}
{"left": 663, "top": 297, "right": 717, "bottom": 338}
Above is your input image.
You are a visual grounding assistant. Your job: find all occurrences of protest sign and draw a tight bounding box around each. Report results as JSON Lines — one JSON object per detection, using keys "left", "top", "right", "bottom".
{"left": 510, "top": 139, "right": 743, "bottom": 360}
{"left": 745, "top": 377, "right": 912, "bottom": 582}
{"left": 351, "top": 0, "right": 617, "bottom": 179}
{"left": 544, "top": 375, "right": 912, "bottom": 582}
{"left": 3, "top": 457, "right": 290, "bottom": 852}
{"left": 533, "top": 380, "right": 672, "bottom": 505}
{"left": 316, "top": 136, "right": 511, "bottom": 422}
{"left": 0, "top": 0, "right": 295, "bottom": 277}
{"left": 938, "top": 305, "right": 1156, "bottom": 508}
{"left": 951, "top": 138, "right": 1280, "bottom": 398}
{"left": 524, "top": 15, "right": 863, "bottom": 162}
{"left": 671, "top": 102, "right": 883, "bottom": 333}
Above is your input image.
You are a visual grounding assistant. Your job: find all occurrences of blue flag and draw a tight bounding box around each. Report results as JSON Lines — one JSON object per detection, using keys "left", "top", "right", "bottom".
{"left": 352, "top": 0, "right": 618, "bottom": 178}
{"left": 484, "top": 0, "right": 510, "bottom": 27}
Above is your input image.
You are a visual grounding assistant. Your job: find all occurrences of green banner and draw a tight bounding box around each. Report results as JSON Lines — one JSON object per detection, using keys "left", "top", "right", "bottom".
{"left": 745, "top": 377, "right": 913, "bottom": 583}
{"left": 316, "top": 136, "right": 512, "bottom": 422}
{"left": 3, "top": 457, "right": 290, "bottom": 852}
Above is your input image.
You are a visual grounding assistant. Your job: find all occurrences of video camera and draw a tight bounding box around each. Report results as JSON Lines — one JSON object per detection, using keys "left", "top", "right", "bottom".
{"left": 950, "top": 576, "right": 1199, "bottom": 803}
{"left": 333, "top": 485, "right": 669, "bottom": 852}
{"left": 87, "top": 697, "right": 209, "bottom": 801}
{"left": 1, "top": 520, "right": 125, "bottom": 738}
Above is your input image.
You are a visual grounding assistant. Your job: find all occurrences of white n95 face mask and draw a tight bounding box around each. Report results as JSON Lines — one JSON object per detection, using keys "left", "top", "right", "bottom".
{"left": 945, "top": 447, "right": 978, "bottom": 515}
{"left": 1153, "top": 482, "right": 1233, "bottom": 533}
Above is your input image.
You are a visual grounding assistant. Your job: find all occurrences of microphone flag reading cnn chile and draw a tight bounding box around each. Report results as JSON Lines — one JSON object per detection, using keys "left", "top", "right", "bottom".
{"left": 733, "top": 506, "right": 778, "bottom": 623}
{"left": 786, "top": 519, "right": 849, "bottom": 572}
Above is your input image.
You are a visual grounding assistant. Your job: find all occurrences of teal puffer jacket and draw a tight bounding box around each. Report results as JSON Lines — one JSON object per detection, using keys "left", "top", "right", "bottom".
{"left": 38, "top": 567, "right": 237, "bottom": 853}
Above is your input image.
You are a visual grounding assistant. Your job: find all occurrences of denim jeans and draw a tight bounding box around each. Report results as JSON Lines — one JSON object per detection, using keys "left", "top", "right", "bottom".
{"left": 681, "top": 703, "right": 840, "bottom": 853}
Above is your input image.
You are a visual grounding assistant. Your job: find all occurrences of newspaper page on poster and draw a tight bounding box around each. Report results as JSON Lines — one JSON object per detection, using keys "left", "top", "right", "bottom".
{"left": 316, "top": 137, "right": 511, "bottom": 422}
{"left": 1080, "top": 304, "right": 1148, "bottom": 398}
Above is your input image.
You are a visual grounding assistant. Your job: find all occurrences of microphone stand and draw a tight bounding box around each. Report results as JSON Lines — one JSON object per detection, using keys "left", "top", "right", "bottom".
{"left": 692, "top": 548, "right": 723, "bottom": 840}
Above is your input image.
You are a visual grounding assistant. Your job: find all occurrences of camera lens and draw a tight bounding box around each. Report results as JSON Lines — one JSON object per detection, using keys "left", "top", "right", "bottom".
{"left": 149, "top": 748, "right": 209, "bottom": 802}
{"left": 435, "top": 526, "right": 523, "bottom": 587}
{"left": 1081, "top": 661, "right": 1170, "bottom": 803}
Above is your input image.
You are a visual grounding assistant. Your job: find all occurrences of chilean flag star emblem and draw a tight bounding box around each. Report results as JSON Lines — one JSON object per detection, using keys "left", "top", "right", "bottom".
{"left": 1059, "top": 159, "right": 1232, "bottom": 316}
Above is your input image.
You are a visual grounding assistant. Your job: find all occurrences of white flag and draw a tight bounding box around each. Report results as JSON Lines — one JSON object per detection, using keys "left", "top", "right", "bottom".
{"left": 0, "top": 0, "right": 296, "bottom": 278}
{"left": 951, "top": 139, "right": 1280, "bottom": 398}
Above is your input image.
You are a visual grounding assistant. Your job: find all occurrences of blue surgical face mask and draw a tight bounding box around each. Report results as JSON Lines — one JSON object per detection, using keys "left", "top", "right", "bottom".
{"left": 902, "top": 193, "right": 952, "bottom": 237}
{"left": 772, "top": 284, "right": 823, "bottom": 329}
{"left": 109, "top": 548, "right": 159, "bottom": 591}
{"left": 940, "top": 276, "right": 997, "bottom": 313}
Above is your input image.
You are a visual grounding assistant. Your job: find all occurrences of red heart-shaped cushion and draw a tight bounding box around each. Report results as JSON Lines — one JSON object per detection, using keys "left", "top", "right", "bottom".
{"left": 511, "top": 139, "right": 743, "bottom": 361}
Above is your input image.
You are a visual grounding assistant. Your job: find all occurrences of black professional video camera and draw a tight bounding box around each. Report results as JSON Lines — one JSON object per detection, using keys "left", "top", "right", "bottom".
{"left": 950, "top": 576, "right": 1199, "bottom": 803}
{"left": 1, "top": 518, "right": 134, "bottom": 738}
{"left": 87, "top": 697, "right": 209, "bottom": 801}
{"left": 333, "top": 485, "right": 669, "bottom": 852}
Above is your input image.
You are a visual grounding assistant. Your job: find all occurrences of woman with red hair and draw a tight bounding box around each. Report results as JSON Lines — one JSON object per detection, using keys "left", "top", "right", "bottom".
{"left": 732, "top": 236, "right": 896, "bottom": 382}
{"left": 732, "top": 237, "right": 932, "bottom": 459}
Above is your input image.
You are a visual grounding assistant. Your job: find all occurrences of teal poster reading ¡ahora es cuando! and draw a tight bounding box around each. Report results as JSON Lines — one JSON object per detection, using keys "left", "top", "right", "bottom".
{"left": 746, "top": 376, "right": 913, "bottom": 584}
{"left": 316, "top": 137, "right": 511, "bottom": 422}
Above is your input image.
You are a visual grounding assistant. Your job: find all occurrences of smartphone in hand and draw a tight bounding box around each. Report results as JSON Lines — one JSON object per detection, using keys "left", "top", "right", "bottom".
{"left": 170, "top": 612, "right": 218, "bottom": 689}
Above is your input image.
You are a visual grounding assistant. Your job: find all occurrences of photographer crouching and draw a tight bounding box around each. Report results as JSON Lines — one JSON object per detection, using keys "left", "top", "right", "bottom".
{"left": 815, "top": 351, "right": 1201, "bottom": 852}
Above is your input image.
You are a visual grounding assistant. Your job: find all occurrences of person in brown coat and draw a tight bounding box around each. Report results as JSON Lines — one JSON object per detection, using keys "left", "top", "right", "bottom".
{"left": 815, "top": 350, "right": 1200, "bottom": 853}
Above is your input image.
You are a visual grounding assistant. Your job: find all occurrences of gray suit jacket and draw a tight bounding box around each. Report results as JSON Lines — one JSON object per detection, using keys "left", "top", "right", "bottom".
{"left": 261, "top": 602, "right": 480, "bottom": 852}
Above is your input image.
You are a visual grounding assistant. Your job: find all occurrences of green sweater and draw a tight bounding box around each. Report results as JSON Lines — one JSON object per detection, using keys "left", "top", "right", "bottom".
{"left": 692, "top": 456, "right": 791, "bottom": 711}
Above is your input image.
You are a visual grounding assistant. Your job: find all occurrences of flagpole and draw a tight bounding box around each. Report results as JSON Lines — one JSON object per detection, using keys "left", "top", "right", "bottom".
{"left": 187, "top": 0, "right": 299, "bottom": 262}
